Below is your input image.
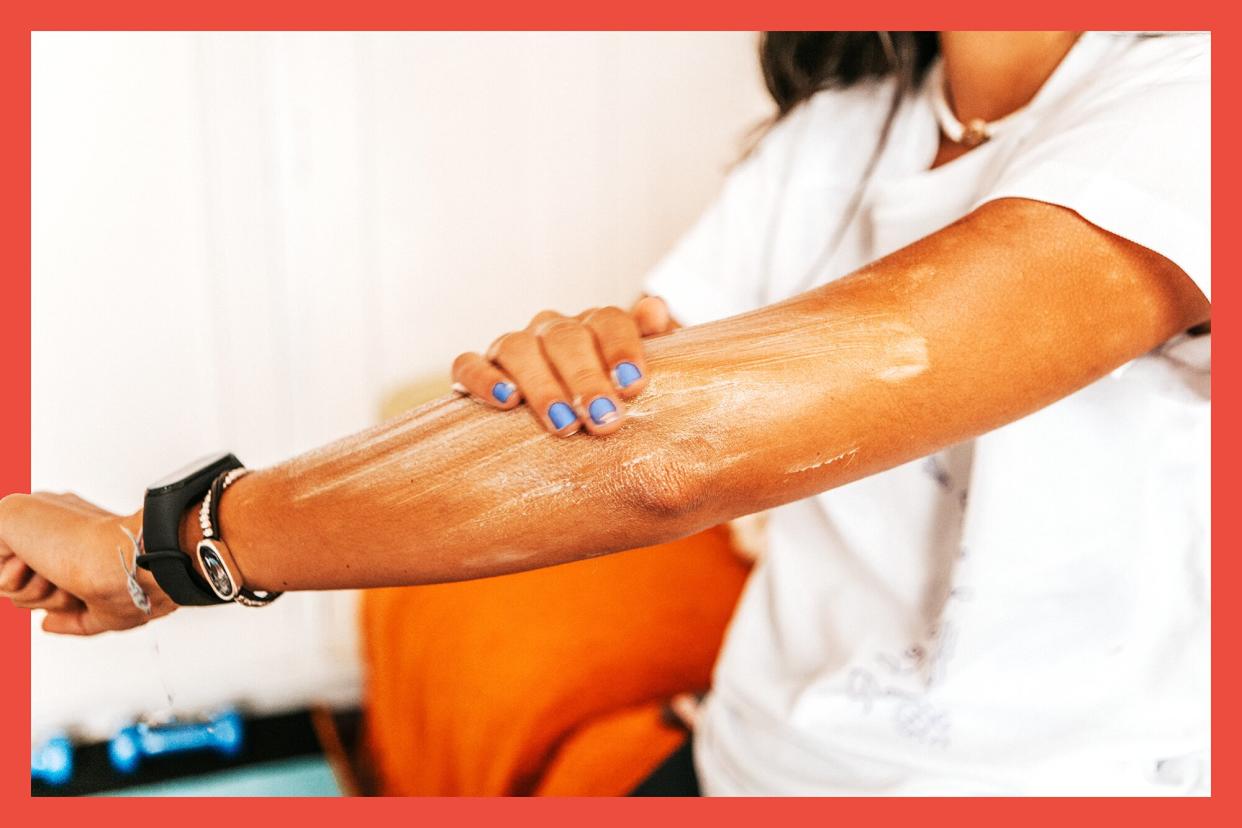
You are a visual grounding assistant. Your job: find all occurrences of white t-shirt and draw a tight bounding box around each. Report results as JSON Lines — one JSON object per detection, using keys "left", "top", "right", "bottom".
{"left": 645, "top": 32, "right": 1210, "bottom": 795}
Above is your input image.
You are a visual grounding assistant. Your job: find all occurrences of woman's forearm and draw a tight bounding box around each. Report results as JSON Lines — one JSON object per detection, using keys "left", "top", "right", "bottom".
{"left": 210, "top": 297, "right": 901, "bottom": 591}
{"left": 212, "top": 198, "right": 1207, "bottom": 592}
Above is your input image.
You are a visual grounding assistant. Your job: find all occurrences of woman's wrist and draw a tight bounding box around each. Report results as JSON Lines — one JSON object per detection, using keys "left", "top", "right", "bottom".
{"left": 218, "top": 471, "right": 279, "bottom": 593}
{"left": 120, "top": 504, "right": 206, "bottom": 598}
{"left": 115, "top": 508, "right": 176, "bottom": 614}
{"left": 135, "top": 476, "right": 269, "bottom": 603}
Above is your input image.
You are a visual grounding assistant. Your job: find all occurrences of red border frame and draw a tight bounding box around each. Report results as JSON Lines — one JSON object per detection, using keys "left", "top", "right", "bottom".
{"left": 1, "top": 1, "right": 1233, "bottom": 822}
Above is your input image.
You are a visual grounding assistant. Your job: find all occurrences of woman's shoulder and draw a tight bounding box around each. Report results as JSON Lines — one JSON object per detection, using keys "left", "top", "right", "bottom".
{"left": 995, "top": 33, "right": 1207, "bottom": 147}
{"left": 1087, "top": 33, "right": 1209, "bottom": 100}
{"left": 1122, "top": 31, "right": 1208, "bottom": 73}
{"left": 746, "top": 76, "right": 901, "bottom": 171}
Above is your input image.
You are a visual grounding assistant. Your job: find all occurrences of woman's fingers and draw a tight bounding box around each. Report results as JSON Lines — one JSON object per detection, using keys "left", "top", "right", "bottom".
{"left": 489, "top": 331, "right": 582, "bottom": 435}
{"left": 41, "top": 607, "right": 110, "bottom": 637}
{"left": 538, "top": 319, "right": 625, "bottom": 435}
{"left": 0, "top": 554, "right": 33, "bottom": 593}
{"left": 7, "top": 572, "right": 55, "bottom": 605}
{"left": 1, "top": 557, "right": 80, "bottom": 612}
{"left": 456, "top": 301, "right": 667, "bottom": 436}
{"left": 632, "top": 295, "right": 676, "bottom": 337}
{"left": 582, "top": 306, "right": 649, "bottom": 398}
{"left": 26, "top": 590, "right": 82, "bottom": 612}
{"left": 12, "top": 580, "right": 82, "bottom": 612}
{"left": 666, "top": 692, "right": 704, "bottom": 731}
{"left": 526, "top": 309, "right": 567, "bottom": 332}
{"left": 451, "top": 351, "right": 520, "bottom": 410}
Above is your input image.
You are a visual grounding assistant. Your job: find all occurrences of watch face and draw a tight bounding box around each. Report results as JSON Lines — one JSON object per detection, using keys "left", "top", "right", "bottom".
{"left": 196, "top": 541, "right": 238, "bottom": 601}
{"left": 147, "top": 452, "right": 235, "bottom": 492}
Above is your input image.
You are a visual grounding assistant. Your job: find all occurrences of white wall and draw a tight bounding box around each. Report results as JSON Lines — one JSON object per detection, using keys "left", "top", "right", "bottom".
{"left": 30, "top": 31, "right": 772, "bottom": 741}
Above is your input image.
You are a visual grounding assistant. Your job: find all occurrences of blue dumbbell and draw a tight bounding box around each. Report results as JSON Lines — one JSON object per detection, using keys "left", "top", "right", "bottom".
{"left": 108, "top": 708, "right": 244, "bottom": 774}
{"left": 31, "top": 732, "right": 74, "bottom": 786}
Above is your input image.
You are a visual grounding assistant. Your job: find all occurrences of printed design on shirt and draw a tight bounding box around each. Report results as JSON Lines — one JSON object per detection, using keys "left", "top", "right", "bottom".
{"left": 846, "top": 666, "right": 951, "bottom": 749}
{"left": 923, "top": 455, "right": 952, "bottom": 489}
{"left": 835, "top": 453, "right": 975, "bottom": 751}
{"left": 845, "top": 622, "right": 960, "bottom": 750}
{"left": 923, "top": 454, "right": 969, "bottom": 511}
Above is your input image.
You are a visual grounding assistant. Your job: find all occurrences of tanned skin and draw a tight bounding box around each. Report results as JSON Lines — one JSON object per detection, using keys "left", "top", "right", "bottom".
{"left": 0, "top": 197, "right": 1209, "bottom": 634}
{"left": 0, "top": 33, "right": 1209, "bottom": 634}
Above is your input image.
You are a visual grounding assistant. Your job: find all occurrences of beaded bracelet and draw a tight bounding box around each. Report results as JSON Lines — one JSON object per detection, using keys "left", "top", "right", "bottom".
{"left": 195, "top": 468, "right": 282, "bottom": 607}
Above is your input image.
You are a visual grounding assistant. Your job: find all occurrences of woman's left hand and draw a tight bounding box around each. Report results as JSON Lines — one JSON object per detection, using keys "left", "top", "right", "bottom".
{"left": 451, "top": 296, "right": 674, "bottom": 436}
{"left": 0, "top": 492, "right": 176, "bottom": 635}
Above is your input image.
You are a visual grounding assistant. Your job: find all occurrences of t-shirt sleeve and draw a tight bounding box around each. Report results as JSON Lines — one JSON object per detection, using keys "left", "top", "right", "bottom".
{"left": 642, "top": 138, "right": 781, "bottom": 327}
{"left": 641, "top": 83, "right": 869, "bottom": 327}
{"left": 972, "top": 35, "right": 1210, "bottom": 301}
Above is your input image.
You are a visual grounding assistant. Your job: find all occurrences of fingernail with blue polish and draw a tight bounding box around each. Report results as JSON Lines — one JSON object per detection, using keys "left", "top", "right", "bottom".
{"left": 492, "top": 382, "right": 515, "bottom": 404}
{"left": 588, "top": 397, "right": 619, "bottom": 426}
{"left": 548, "top": 402, "right": 577, "bottom": 430}
{"left": 614, "top": 361, "right": 642, "bottom": 388}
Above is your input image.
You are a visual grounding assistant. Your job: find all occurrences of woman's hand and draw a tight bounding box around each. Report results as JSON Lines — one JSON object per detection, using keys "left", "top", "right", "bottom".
{"left": 0, "top": 492, "right": 177, "bottom": 635}
{"left": 451, "top": 295, "right": 676, "bottom": 436}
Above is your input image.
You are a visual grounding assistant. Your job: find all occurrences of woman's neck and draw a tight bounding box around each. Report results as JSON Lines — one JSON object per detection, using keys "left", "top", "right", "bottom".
{"left": 938, "top": 31, "right": 1080, "bottom": 124}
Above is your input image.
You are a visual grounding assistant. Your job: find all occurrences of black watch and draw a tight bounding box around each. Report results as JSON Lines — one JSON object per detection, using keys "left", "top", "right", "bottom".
{"left": 137, "top": 452, "right": 243, "bottom": 606}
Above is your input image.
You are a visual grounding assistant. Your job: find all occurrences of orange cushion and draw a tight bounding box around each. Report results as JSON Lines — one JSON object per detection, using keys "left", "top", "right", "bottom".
{"left": 359, "top": 525, "right": 749, "bottom": 796}
{"left": 533, "top": 701, "right": 688, "bottom": 797}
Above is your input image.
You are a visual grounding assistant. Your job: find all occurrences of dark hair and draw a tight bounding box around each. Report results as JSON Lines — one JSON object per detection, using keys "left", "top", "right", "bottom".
{"left": 746, "top": 33, "right": 939, "bottom": 292}
{"left": 759, "top": 32, "right": 940, "bottom": 119}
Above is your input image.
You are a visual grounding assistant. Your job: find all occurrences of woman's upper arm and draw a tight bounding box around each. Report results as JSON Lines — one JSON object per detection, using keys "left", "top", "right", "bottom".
{"left": 894, "top": 195, "right": 1208, "bottom": 423}
{"left": 634, "top": 196, "right": 1209, "bottom": 528}
{"left": 634, "top": 36, "right": 1210, "bottom": 525}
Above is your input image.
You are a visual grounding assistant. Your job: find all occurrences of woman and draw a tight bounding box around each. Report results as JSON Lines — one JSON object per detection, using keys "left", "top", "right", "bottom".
{"left": 2, "top": 31, "right": 1210, "bottom": 794}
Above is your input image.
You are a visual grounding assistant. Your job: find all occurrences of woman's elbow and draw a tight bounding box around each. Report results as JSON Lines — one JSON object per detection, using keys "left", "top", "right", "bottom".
{"left": 611, "top": 445, "right": 714, "bottom": 529}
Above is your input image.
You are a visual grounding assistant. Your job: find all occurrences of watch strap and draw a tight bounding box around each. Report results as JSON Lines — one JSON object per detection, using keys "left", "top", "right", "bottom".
{"left": 135, "top": 549, "right": 224, "bottom": 606}
{"left": 138, "top": 453, "right": 242, "bottom": 606}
